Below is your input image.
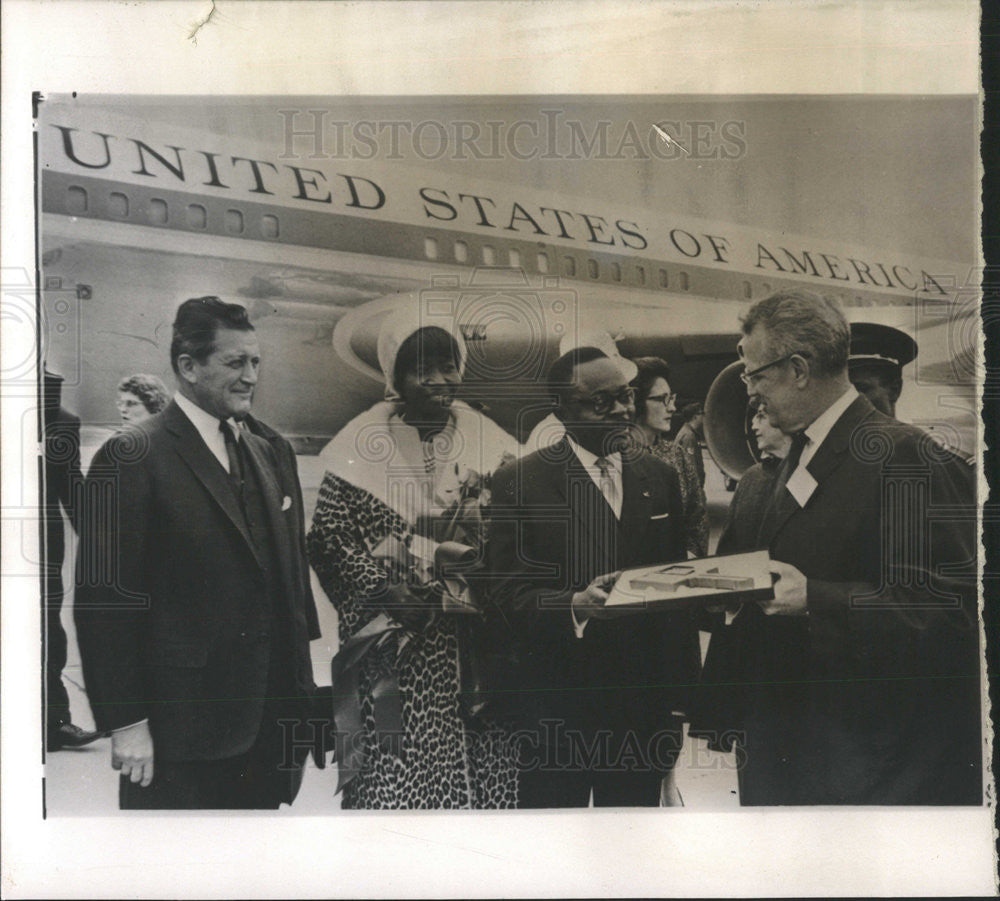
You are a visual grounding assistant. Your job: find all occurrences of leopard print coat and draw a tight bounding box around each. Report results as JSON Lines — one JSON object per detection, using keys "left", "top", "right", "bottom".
{"left": 307, "top": 473, "right": 518, "bottom": 809}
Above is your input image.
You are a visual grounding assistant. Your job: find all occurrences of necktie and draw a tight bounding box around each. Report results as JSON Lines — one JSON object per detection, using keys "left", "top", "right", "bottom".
{"left": 772, "top": 430, "right": 809, "bottom": 501}
{"left": 756, "top": 431, "right": 808, "bottom": 546}
{"left": 220, "top": 420, "right": 244, "bottom": 488}
{"left": 595, "top": 456, "right": 620, "bottom": 519}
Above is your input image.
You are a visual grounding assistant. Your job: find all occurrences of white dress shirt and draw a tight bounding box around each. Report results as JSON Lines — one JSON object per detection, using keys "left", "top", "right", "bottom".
{"left": 174, "top": 391, "right": 242, "bottom": 473}
{"left": 565, "top": 436, "right": 624, "bottom": 637}
{"left": 565, "top": 436, "right": 623, "bottom": 519}
{"left": 796, "top": 386, "right": 860, "bottom": 473}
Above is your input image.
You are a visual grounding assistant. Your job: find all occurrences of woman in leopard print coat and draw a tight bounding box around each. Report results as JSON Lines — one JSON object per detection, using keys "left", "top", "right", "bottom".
{"left": 307, "top": 309, "right": 520, "bottom": 809}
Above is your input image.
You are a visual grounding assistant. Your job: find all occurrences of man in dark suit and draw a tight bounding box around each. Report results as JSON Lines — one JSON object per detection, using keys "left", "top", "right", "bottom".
{"left": 42, "top": 369, "right": 104, "bottom": 751}
{"left": 75, "top": 297, "right": 319, "bottom": 809}
{"left": 486, "top": 347, "right": 700, "bottom": 807}
{"left": 713, "top": 289, "right": 980, "bottom": 805}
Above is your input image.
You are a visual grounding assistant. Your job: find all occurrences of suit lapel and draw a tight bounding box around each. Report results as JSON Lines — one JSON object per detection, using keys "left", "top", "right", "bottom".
{"left": 548, "top": 439, "right": 617, "bottom": 570}
{"left": 163, "top": 402, "right": 263, "bottom": 571}
{"left": 761, "top": 394, "right": 876, "bottom": 547}
{"left": 241, "top": 432, "right": 295, "bottom": 596}
{"left": 619, "top": 454, "right": 653, "bottom": 553}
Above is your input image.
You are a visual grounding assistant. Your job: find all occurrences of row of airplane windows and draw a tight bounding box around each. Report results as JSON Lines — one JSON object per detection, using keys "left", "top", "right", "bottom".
{"left": 66, "top": 182, "right": 706, "bottom": 293}
{"left": 62, "top": 183, "right": 895, "bottom": 308}
{"left": 422, "top": 234, "right": 696, "bottom": 292}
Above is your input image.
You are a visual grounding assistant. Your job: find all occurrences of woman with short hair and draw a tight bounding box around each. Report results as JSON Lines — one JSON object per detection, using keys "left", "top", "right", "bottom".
{"left": 116, "top": 373, "right": 170, "bottom": 425}
{"left": 630, "top": 357, "right": 709, "bottom": 557}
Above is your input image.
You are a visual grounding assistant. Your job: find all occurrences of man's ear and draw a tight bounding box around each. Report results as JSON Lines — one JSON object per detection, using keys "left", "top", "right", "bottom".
{"left": 176, "top": 354, "right": 198, "bottom": 385}
{"left": 790, "top": 353, "right": 811, "bottom": 385}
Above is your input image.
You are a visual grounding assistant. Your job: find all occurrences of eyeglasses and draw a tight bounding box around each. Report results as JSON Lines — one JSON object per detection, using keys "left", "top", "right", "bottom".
{"left": 739, "top": 351, "right": 809, "bottom": 386}
{"left": 573, "top": 386, "right": 636, "bottom": 415}
{"left": 645, "top": 392, "right": 675, "bottom": 408}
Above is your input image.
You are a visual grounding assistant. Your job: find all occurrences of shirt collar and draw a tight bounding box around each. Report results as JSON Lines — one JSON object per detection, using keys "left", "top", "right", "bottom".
{"left": 174, "top": 391, "right": 240, "bottom": 443}
{"left": 803, "top": 386, "right": 859, "bottom": 450}
{"left": 565, "top": 435, "right": 621, "bottom": 473}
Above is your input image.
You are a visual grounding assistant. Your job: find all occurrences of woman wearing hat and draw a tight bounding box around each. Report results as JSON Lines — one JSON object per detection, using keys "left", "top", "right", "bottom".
{"left": 307, "top": 307, "right": 520, "bottom": 809}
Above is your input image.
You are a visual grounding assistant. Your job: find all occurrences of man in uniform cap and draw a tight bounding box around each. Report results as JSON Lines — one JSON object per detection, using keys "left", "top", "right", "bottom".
{"left": 847, "top": 322, "right": 917, "bottom": 419}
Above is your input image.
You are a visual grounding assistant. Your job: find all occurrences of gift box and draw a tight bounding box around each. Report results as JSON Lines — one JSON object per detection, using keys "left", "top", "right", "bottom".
{"left": 606, "top": 550, "right": 774, "bottom": 610}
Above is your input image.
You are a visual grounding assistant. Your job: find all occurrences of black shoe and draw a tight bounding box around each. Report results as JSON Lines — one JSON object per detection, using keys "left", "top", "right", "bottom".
{"left": 47, "top": 722, "right": 106, "bottom": 751}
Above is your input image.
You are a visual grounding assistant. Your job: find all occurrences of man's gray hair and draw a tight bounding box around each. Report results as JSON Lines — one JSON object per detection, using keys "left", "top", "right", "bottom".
{"left": 741, "top": 290, "right": 850, "bottom": 376}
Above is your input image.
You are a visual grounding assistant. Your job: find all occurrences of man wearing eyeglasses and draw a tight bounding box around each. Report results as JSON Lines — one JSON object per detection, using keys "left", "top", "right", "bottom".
{"left": 486, "top": 347, "right": 699, "bottom": 807}
{"left": 714, "top": 289, "right": 980, "bottom": 805}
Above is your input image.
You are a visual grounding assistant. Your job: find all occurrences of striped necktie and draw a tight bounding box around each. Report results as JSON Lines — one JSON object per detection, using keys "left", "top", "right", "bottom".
{"left": 595, "top": 455, "right": 621, "bottom": 519}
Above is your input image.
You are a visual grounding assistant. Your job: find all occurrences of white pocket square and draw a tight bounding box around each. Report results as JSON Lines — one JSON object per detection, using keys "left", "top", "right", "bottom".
{"left": 649, "top": 512, "right": 671, "bottom": 520}
{"left": 281, "top": 496, "right": 293, "bottom": 511}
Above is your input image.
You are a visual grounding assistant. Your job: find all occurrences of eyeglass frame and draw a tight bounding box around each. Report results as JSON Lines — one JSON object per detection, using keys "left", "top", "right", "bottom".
{"left": 739, "top": 350, "right": 811, "bottom": 386}
{"left": 644, "top": 392, "right": 676, "bottom": 408}
{"left": 570, "top": 385, "right": 636, "bottom": 416}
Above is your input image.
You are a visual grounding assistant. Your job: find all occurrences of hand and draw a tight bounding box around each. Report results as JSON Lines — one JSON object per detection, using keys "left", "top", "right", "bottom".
{"left": 111, "top": 721, "right": 154, "bottom": 787}
{"left": 758, "top": 560, "right": 808, "bottom": 616}
{"left": 572, "top": 571, "right": 634, "bottom": 624}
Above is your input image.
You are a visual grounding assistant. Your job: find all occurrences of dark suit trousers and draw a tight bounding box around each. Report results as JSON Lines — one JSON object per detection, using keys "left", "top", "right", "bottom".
{"left": 118, "top": 711, "right": 303, "bottom": 810}
{"left": 515, "top": 713, "right": 683, "bottom": 808}
{"left": 44, "top": 569, "right": 71, "bottom": 727}
{"left": 120, "top": 630, "right": 306, "bottom": 811}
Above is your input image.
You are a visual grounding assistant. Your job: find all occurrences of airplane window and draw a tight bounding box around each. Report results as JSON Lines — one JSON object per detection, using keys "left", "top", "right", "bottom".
{"left": 636, "top": 266, "right": 645, "bottom": 285}
{"left": 187, "top": 204, "right": 207, "bottom": 229}
{"left": 508, "top": 248, "right": 521, "bottom": 268}
{"left": 588, "top": 259, "right": 599, "bottom": 279}
{"left": 226, "top": 209, "right": 244, "bottom": 234}
{"left": 611, "top": 263, "right": 621, "bottom": 282}
{"left": 482, "top": 245, "right": 496, "bottom": 265}
{"left": 149, "top": 198, "right": 168, "bottom": 225}
{"left": 454, "top": 240, "right": 468, "bottom": 263}
{"left": 564, "top": 255, "right": 576, "bottom": 277}
{"left": 425, "top": 237, "right": 439, "bottom": 260}
{"left": 67, "top": 186, "right": 88, "bottom": 214}
{"left": 679, "top": 271, "right": 690, "bottom": 291}
{"left": 537, "top": 252, "right": 549, "bottom": 273}
{"left": 109, "top": 192, "right": 129, "bottom": 218}
{"left": 262, "top": 214, "right": 279, "bottom": 238}
{"left": 659, "top": 268, "right": 668, "bottom": 288}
